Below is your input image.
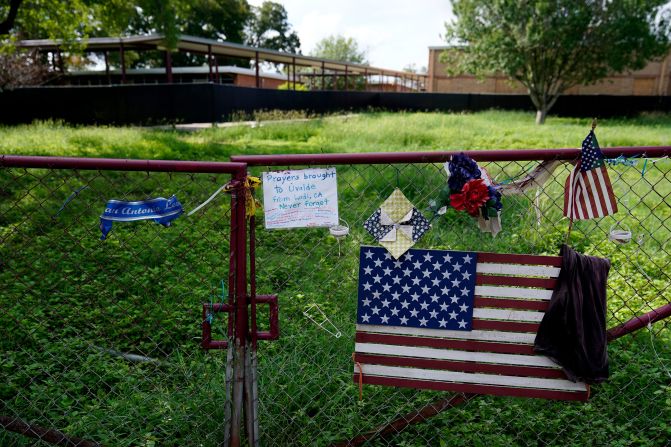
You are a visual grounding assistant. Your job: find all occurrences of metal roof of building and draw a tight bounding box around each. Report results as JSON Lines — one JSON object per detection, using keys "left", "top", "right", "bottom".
{"left": 18, "top": 34, "right": 426, "bottom": 79}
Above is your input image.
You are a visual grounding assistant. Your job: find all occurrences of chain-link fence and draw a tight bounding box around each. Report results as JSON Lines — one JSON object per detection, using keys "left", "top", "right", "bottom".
{"left": 242, "top": 151, "right": 671, "bottom": 447}
{"left": 0, "top": 158, "right": 246, "bottom": 446}
{"left": 2, "top": 151, "right": 671, "bottom": 446}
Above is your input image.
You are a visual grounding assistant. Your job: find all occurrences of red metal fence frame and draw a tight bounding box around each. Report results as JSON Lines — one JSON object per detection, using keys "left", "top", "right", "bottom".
{"left": 232, "top": 145, "right": 671, "bottom": 339}
{"left": 231, "top": 146, "right": 671, "bottom": 165}
{"left": 0, "top": 155, "right": 247, "bottom": 173}
{"left": 233, "top": 146, "right": 671, "bottom": 446}
{"left": 4, "top": 150, "right": 671, "bottom": 447}
{"left": 0, "top": 155, "right": 250, "bottom": 447}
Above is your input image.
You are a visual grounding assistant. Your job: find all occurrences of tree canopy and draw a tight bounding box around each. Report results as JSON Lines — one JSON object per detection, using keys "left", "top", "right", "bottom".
{"left": 310, "top": 35, "right": 367, "bottom": 64}
{"left": 304, "top": 35, "right": 368, "bottom": 90}
{"left": 0, "top": 0, "right": 300, "bottom": 57}
{"left": 445, "top": 0, "right": 671, "bottom": 124}
{"left": 245, "top": 1, "right": 300, "bottom": 53}
{"left": 0, "top": 0, "right": 96, "bottom": 49}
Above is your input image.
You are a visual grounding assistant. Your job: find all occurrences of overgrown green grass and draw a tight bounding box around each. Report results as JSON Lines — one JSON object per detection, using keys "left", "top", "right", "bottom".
{"left": 1, "top": 110, "right": 671, "bottom": 160}
{"left": 1, "top": 111, "right": 670, "bottom": 446}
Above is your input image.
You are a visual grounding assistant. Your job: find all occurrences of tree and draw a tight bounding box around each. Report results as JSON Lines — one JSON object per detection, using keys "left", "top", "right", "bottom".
{"left": 311, "top": 35, "right": 367, "bottom": 64}
{"left": 245, "top": 1, "right": 300, "bottom": 53}
{"left": 303, "top": 35, "right": 368, "bottom": 90}
{"left": 1, "top": 0, "right": 95, "bottom": 50}
{"left": 0, "top": 0, "right": 22, "bottom": 35}
{"left": 0, "top": 48, "right": 49, "bottom": 91}
{"left": 126, "top": 0, "right": 251, "bottom": 66}
{"left": 181, "top": 0, "right": 250, "bottom": 43}
{"left": 444, "top": 0, "right": 671, "bottom": 124}
{"left": 1, "top": 0, "right": 254, "bottom": 68}
{"left": 403, "top": 63, "right": 427, "bottom": 74}
{"left": 174, "top": 0, "right": 251, "bottom": 65}
{"left": 0, "top": 0, "right": 304, "bottom": 72}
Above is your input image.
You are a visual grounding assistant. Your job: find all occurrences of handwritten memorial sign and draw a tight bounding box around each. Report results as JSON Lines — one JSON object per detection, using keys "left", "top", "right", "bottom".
{"left": 262, "top": 168, "right": 339, "bottom": 229}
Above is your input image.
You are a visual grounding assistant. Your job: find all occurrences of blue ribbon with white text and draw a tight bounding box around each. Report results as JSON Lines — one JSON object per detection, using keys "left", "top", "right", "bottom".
{"left": 99, "top": 195, "right": 183, "bottom": 240}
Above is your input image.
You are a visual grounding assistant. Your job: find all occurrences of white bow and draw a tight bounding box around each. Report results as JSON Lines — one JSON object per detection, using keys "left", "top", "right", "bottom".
{"left": 379, "top": 208, "right": 414, "bottom": 242}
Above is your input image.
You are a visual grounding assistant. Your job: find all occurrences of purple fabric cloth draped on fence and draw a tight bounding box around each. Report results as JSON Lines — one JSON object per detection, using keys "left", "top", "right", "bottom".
{"left": 534, "top": 245, "right": 610, "bottom": 384}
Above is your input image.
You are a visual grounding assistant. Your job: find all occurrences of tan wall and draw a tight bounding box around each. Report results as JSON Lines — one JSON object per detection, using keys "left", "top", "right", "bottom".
{"left": 428, "top": 48, "right": 671, "bottom": 96}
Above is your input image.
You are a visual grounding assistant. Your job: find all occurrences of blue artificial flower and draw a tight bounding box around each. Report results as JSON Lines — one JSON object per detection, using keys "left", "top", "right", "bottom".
{"left": 448, "top": 153, "right": 482, "bottom": 192}
{"left": 487, "top": 185, "right": 503, "bottom": 211}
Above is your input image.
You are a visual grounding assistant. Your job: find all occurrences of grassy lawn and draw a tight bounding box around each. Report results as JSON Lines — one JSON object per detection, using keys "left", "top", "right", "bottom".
{"left": 1, "top": 111, "right": 670, "bottom": 446}
{"left": 1, "top": 110, "right": 671, "bottom": 160}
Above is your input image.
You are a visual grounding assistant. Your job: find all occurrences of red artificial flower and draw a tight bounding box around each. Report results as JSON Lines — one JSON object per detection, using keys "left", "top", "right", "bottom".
{"left": 450, "top": 179, "right": 490, "bottom": 217}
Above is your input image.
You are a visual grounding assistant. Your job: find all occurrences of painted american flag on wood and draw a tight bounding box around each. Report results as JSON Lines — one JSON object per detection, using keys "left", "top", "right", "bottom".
{"left": 564, "top": 130, "right": 618, "bottom": 220}
{"left": 353, "top": 246, "right": 589, "bottom": 401}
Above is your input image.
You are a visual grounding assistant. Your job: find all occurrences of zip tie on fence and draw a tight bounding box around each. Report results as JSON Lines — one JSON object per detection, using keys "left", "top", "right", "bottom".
{"left": 641, "top": 155, "right": 669, "bottom": 177}
{"left": 643, "top": 155, "right": 669, "bottom": 177}
{"left": 352, "top": 353, "right": 363, "bottom": 401}
{"left": 187, "top": 176, "right": 261, "bottom": 218}
{"left": 605, "top": 155, "right": 639, "bottom": 167}
{"left": 52, "top": 185, "right": 88, "bottom": 219}
{"left": 204, "top": 279, "right": 227, "bottom": 325}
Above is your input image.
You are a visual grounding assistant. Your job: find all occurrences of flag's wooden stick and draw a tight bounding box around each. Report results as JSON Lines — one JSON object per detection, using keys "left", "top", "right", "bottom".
{"left": 566, "top": 218, "right": 574, "bottom": 244}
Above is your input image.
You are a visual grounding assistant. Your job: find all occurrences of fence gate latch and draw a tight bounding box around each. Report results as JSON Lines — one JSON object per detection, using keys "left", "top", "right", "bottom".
{"left": 254, "top": 294, "right": 279, "bottom": 341}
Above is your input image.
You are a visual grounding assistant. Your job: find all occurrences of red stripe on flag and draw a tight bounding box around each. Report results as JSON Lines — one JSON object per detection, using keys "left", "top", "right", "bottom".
{"left": 475, "top": 275, "right": 557, "bottom": 289}
{"left": 353, "top": 353, "right": 567, "bottom": 379}
{"left": 563, "top": 166, "right": 575, "bottom": 218}
{"left": 356, "top": 375, "right": 589, "bottom": 401}
{"left": 582, "top": 172, "right": 600, "bottom": 218}
{"left": 474, "top": 297, "right": 549, "bottom": 312}
{"left": 564, "top": 163, "right": 617, "bottom": 221}
{"left": 477, "top": 253, "right": 562, "bottom": 266}
{"left": 355, "top": 332, "right": 535, "bottom": 355}
{"left": 577, "top": 177, "right": 592, "bottom": 219}
{"left": 472, "top": 319, "right": 540, "bottom": 332}
{"left": 590, "top": 169, "right": 609, "bottom": 217}
{"left": 600, "top": 166, "right": 618, "bottom": 214}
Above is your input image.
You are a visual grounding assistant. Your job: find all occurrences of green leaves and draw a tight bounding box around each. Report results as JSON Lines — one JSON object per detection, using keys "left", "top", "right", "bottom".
{"left": 445, "top": 0, "right": 671, "bottom": 122}
{"left": 245, "top": 1, "right": 300, "bottom": 53}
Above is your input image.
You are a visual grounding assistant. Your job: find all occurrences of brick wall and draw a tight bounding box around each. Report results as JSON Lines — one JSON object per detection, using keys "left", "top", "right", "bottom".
{"left": 235, "top": 73, "right": 285, "bottom": 89}
{"left": 427, "top": 47, "right": 671, "bottom": 96}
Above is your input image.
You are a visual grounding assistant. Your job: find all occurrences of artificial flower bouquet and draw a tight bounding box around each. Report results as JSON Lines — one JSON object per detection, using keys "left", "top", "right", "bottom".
{"left": 430, "top": 153, "right": 503, "bottom": 236}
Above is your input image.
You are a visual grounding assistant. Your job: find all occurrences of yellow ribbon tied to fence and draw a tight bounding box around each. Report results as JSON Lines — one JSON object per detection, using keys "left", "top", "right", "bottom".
{"left": 242, "top": 176, "right": 262, "bottom": 218}
{"left": 221, "top": 175, "right": 262, "bottom": 219}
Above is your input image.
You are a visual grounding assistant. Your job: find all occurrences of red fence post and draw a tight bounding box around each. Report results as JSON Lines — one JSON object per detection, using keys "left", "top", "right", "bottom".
{"left": 247, "top": 212, "right": 259, "bottom": 444}
{"left": 230, "top": 169, "right": 249, "bottom": 447}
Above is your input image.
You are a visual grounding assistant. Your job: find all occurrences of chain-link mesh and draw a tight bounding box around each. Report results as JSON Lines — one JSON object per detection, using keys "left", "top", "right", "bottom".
{"left": 0, "top": 167, "right": 237, "bottom": 446}
{"left": 249, "top": 159, "right": 671, "bottom": 446}
{"left": 2, "top": 157, "right": 670, "bottom": 446}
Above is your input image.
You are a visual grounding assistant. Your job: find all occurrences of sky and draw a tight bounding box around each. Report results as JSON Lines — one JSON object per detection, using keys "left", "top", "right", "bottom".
{"left": 248, "top": 0, "right": 454, "bottom": 71}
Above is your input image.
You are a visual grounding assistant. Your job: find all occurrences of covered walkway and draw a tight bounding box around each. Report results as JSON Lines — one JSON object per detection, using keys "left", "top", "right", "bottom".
{"left": 18, "top": 34, "right": 426, "bottom": 92}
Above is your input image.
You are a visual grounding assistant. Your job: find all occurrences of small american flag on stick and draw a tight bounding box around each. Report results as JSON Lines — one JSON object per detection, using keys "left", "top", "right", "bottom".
{"left": 353, "top": 246, "right": 589, "bottom": 401}
{"left": 564, "top": 130, "right": 618, "bottom": 220}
